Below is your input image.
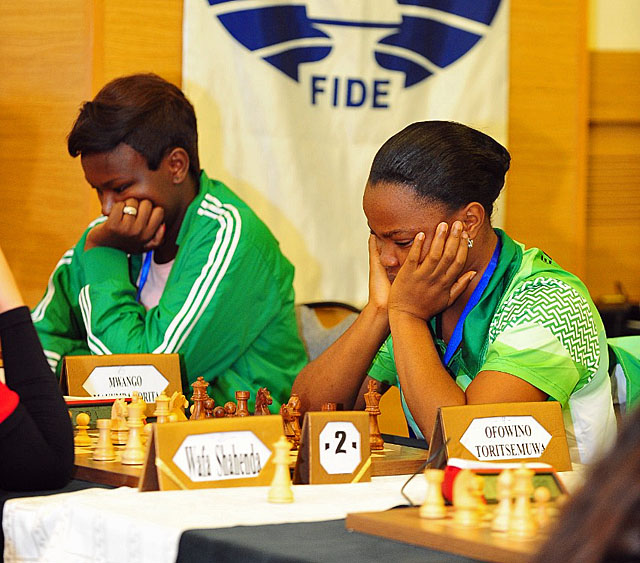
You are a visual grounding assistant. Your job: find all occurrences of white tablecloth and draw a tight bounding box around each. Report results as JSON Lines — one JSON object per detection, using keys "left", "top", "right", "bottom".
{"left": 3, "top": 475, "right": 427, "bottom": 563}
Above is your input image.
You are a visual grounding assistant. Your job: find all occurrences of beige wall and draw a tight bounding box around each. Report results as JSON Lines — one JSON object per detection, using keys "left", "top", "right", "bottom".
{"left": 589, "top": 0, "right": 640, "bottom": 50}
{"left": 0, "top": 1, "right": 637, "bottom": 308}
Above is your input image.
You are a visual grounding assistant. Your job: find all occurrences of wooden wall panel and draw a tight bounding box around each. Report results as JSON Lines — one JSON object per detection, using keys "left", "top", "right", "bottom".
{"left": 587, "top": 127, "right": 640, "bottom": 300}
{"left": 507, "top": 0, "right": 589, "bottom": 279}
{"left": 0, "top": 1, "right": 94, "bottom": 307}
{"left": 587, "top": 52, "right": 640, "bottom": 301}
{"left": 590, "top": 52, "right": 640, "bottom": 123}
{"left": 94, "top": 0, "right": 183, "bottom": 91}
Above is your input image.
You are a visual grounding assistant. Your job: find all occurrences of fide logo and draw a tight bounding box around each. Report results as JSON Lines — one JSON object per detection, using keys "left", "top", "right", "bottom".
{"left": 205, "top": 0, "right": 503, "bottom": 108}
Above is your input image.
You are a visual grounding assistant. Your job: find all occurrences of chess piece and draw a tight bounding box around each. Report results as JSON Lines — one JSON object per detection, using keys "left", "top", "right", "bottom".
{"left": 204, "top": 398, "right": 215, "bottom": 418}
{"left": 213, "top": 405, "right": 226, "bottom": 418}
{"left": 93, "top": 419, "right": 116, "bottom": 461}
{"left": 491, "top": 468, "right": 514, "bottom": 532}
{"left": 110, "top": 398, "right": 129, "bottom": 445}
{"left": 452, "top": 469, "right": 482, "bottom": 527}
{"left": 224, "top": 401, "right": 237, "bottom": 416}
{"left": 364, "top": 380, "right": 384, "bottom": 451}
{"left": 169, "top": 391, "right": 188, "bottom": 421}
{"left": 268, "top": 436, "right": 294, "bottom": 503}
{"left": 153, "top": 391, "right": 171, "bottom": 424}
{"left": 235, "top": 390, "right": 250, "bottom": 417}
{"left": 121, "top": 400, "right": 146, "bottom": 465}
{"left": 321, "top": 402, "right": 337, "bottom": 411}
{"left": 131, "top": 391, "right": 147, "bottom": 423}
{"left": 254, "top": 387, "right": 272, "bottom": 415}
{"left": 534, "top": 486, "right": 552, "bottom": 529}
{"left": 74, "top": 412, "right": 92, "bottom": 447}
{"left": 509, "top": 465, "right": 537, "bottom": 538}
{"left": 419, "top": 468, "right": 446, "bottom": 519}
{"left": 280, "top": 402, "right": 297, "bottom": 449}
{"left": 190, "top": 376, "right": 209, "bottom": 420}
{"left": 289, "top": 394, "right": 302, "bottom": 449}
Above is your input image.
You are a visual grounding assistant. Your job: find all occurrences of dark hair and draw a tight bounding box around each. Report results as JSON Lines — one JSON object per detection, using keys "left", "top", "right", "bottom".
{"left": 67, "top": 73, "right": 200, "bottom": 182}
{"left": 533, "top": 406, "right": 640, "bottom": 563}
{"left": 367, "top": 121, "right": 510, "bottom": 217}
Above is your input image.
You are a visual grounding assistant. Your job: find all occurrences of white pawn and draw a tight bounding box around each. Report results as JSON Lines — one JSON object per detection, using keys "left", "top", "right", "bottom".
{"left": 419, "top": 468, "right": 446, "bottom": 519}
{"left": 153, "top": 391, "right": 171, "bottom": 424}
{"left": 509, "top": 465, "right": 537, "bottom": 538}
{"left": 121, "top": 400, "right": 146, "bottom": 465}
{"left": 268, "top": 436, "right": 294, "bottom": 503}
{"left": 492, "top": 468, "right": 514, "bottom": 532}
{"left": 74, "top": 412, "right": 92, "bottom": 447}
{"left": 534, "top": 486, "right": 552, "bottom": 529}
{"left": 93, "top": 419, "right": 116, "bottom": 461}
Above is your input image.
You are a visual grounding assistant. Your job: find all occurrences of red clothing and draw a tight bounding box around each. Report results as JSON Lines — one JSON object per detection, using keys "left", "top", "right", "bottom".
{"left": 0, "top": 382, "right": 19, "bottom": 423}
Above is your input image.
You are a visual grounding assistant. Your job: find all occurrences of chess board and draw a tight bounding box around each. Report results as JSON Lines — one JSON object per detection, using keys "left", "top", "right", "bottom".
{"left": 73, "top": 433, "right": 429, "bottom": 488}
{"left": 346, "top": 505, "right": 549, "bottom": 563}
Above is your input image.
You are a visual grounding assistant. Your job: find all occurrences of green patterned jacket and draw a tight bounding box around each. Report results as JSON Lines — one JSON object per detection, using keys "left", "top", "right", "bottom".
{"left": 370, "top": 229, "right": 617, "bottom": 465}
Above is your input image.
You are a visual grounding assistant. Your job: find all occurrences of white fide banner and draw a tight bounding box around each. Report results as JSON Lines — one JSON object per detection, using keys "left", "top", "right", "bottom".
{"left": 183, "top": 0, "right": 509, "bottom": 304}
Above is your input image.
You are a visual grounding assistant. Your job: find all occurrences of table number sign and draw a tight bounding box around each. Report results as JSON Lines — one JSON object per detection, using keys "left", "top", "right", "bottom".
{"left": 293, "top": 411, "right": 371, "bottom": 484}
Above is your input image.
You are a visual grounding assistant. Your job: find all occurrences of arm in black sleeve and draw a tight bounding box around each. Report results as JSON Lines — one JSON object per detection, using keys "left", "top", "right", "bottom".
{"left": 0, "top": 306, "right": 74, "bottom": 491}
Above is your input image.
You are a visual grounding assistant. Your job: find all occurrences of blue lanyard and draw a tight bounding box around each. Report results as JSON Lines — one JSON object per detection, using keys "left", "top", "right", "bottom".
{"left": 442, "top": 239, "right": 501, "bottom": 366}
{"left": 136, "top": 251, "right": 153, "bottom": 302}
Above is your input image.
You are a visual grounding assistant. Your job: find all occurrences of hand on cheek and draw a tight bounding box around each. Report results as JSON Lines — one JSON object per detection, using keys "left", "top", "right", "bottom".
{"left": 85, "top": 198, "right": 166, "bottom": 254}
{"left": 388, "top": 221, "right": 476, "bottom": 320}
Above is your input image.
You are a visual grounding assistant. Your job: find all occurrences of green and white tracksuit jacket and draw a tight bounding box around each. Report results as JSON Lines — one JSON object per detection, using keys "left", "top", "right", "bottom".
{"left": 369, "top": 229, "right": 617, "bottom": 465}
{"left": 31, "top": 171, "right": 308, "bottom": 411}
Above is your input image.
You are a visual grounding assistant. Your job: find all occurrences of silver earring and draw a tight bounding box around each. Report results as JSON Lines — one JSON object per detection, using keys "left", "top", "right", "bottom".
{"left": 467, "top": 238, "right": 474, "bottom": 249}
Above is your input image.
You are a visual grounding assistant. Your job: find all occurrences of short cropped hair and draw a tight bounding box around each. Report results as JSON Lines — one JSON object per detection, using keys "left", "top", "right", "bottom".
{"left": 68, "top": 73, "right": 200, "bottom": 182}
{"left": 368, "top": 121, "right": 510, "bottom": 218}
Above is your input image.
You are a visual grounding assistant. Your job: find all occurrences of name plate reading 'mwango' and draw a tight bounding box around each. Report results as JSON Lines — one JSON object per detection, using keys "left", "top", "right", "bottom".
{"left": 62, "top": 354, "right": 182, "bottom": 417}
{"left": 139, "top": 416, "right": 283, "bottom": 491}
{"left": 429, "top": 402, "right": 572, "bottom": 472}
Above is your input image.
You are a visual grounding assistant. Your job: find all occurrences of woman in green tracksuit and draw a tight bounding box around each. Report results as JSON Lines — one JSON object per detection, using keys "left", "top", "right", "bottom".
{"left": 293, "top": 120, "right": 616, "bottom": 465}
{"left": 32, "top": 73, "right": 307, "bottom": 411}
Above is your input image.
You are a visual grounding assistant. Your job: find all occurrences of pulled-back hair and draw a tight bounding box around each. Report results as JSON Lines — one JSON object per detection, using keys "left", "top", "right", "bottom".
{"left": 368, "top": 121, "right": 510, "bottom": 218}
{"left": 67, "top": 73, "right": 200, "bottom": 182}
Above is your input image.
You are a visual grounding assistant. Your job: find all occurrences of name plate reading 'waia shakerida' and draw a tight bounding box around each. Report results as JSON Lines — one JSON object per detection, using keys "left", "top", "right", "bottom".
{"left": 139, "top": 415, "right": 283, "bottom": 491}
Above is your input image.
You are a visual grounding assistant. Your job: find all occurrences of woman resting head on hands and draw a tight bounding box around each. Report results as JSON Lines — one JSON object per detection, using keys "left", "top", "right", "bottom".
{"left": 293, "top": 121, "right": 616, "bottom": 465}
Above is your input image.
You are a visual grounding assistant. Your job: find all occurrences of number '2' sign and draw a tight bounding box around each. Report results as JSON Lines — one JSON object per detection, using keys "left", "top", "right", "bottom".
{"left": 319, "top": 422, "right": 362, "bottom": 474}
{"left": 293, "top": 411, "right": 371, "bottom": 484}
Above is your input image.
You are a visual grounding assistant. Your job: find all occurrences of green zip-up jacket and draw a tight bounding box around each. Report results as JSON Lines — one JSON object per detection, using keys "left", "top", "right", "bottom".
{"left": 31, "top": 171, "right": 307, "bottom": 411}
{"left": 370, "top": 230, "right": 616, "bottom": 464}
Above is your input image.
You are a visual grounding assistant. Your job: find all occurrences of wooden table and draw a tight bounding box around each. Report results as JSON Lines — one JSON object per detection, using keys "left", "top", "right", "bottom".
{"left": 73, "top": 436, "right": 429, "bottom": 488}
{"left": 346, "top": 506, "right": 546, "bottom": 563}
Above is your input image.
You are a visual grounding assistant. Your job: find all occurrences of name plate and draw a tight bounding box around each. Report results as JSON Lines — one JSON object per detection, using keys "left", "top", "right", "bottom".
{"left": 293, "top": 411, "right": 371, "bottom": 485}
{"left": 139, "top": 415, "right": 283, "bottom": 491}
{"left": 429, "top": 402, "right": 572, "bottom": 472}
{"left": 61, "top": 354, "right": 182, "bottom": 416}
